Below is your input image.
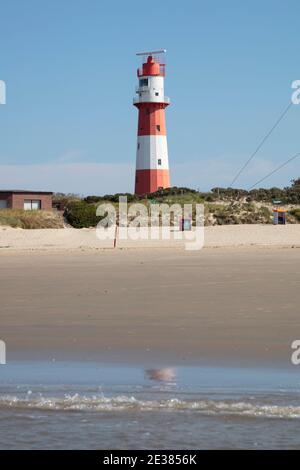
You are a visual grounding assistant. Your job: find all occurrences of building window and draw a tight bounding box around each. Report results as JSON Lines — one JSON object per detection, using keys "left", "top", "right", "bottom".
{"left": 158, "top": 159, "right": 162, "bottom": 166}
{"left": 24, "top": 199, "right": 41, "bottom": 211}
{"left": 139, "top": 78, "right": 149, "bottom": 87}
{"left": 156, "top": 125, "right": 161, "bottom": 132}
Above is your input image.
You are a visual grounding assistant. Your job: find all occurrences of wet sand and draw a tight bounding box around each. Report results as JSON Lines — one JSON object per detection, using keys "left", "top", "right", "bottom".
{"left": 1, "top": 248, "right": 300, "bottom": 366}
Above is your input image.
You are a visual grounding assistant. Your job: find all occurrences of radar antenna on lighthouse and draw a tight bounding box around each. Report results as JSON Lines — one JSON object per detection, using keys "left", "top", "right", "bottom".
{"left": 133, "top": 49, "right": 170, "bottom": 194}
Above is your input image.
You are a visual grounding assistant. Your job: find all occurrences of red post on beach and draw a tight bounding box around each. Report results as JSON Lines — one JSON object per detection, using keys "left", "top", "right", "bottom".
{"left": 113, "top": 224, "right": 118, "bottom": 248}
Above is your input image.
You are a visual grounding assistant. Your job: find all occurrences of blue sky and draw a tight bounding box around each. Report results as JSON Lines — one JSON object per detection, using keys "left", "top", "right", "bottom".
{"left": 0, "top": 0, "right": 299, "bottom": 194}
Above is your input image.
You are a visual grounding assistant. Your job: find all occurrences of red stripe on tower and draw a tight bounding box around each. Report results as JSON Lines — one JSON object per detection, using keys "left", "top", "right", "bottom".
{"left": 133, "top": 50, "right": 170, "bottom": 195}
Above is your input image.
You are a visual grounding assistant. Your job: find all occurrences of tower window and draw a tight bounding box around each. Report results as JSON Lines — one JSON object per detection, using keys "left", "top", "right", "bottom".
{"left": 139, "top": 78, "right": 149, "bottom": 87}
{"left": 158, "top": 159, "right": 162, "bottom": 166}
{"left": 155, "top": 92, "right": 159, "bottom": 96}
{"left": 137, "top": 142, "right": 140, "bottom": 149}
{"left": 156, "top": 125, "right": 161, "bottom": 132}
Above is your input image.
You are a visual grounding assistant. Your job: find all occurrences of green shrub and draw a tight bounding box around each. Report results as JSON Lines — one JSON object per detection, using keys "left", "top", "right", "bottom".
{"left": 64, "top": 201, "right": 103, "bottom": 228}
{"left": 259, "top": 206, "right": 272, "bottom": 220}
{"left": 289, "top": 208, "right": 300, "bottom": 222}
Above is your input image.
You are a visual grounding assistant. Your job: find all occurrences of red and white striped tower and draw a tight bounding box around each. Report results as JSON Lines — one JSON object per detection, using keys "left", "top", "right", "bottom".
{"left": 133, "top": 50, "right": 170, "bottom": 194}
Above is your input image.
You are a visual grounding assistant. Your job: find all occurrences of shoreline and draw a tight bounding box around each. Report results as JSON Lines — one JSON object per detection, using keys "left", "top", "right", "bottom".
{"left": 5, "top": 349, "right": 298, "bottom": 370}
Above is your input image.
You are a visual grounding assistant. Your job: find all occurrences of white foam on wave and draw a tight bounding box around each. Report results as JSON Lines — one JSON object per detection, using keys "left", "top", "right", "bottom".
{"left": 0, "top": 394, "right": 300, "bottom": 419}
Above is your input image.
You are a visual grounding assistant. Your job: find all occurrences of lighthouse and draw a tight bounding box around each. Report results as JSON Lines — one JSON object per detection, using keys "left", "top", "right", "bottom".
{"left": 133, "top": 50, "right": 170, "bottom": 195}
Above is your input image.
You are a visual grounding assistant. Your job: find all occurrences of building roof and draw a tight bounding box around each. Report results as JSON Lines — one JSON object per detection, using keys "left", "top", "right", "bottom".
{"left": 0, "top": 190, "right": 53, "bottom": 195}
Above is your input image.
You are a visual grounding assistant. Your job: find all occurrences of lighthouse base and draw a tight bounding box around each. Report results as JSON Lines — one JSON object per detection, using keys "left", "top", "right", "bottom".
{"left": 135, "top": 169, "right": 170, "bottom": 195}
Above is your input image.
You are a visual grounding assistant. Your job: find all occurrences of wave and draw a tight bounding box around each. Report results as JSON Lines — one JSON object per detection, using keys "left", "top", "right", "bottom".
{"left": 0, "top": 394, "right": 300, "bottom": 418}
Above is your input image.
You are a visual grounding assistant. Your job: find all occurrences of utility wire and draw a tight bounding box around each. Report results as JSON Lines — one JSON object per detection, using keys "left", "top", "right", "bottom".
{"left": 248, "top": 151, "right": 300, "bottom": 190}
{"left": 230, "top": 101, "right": 293, "bottom": 187}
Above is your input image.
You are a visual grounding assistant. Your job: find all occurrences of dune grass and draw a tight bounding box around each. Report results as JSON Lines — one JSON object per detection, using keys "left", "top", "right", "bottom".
{"left": 289, "top": 208, "right": 300, "bottom": 222}
{"left": 0, "top": 209, "right": 64, "bottom": 229}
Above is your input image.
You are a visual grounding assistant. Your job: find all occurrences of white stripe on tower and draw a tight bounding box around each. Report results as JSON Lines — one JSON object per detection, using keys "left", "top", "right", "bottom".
{"left": 136, "top": 136, "right": 169, "bottom": 170}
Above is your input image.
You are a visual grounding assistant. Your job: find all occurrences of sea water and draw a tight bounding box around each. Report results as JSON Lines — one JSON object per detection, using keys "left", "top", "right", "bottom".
{"left": 0, "top": 361, "right": 300, "bottom": 449}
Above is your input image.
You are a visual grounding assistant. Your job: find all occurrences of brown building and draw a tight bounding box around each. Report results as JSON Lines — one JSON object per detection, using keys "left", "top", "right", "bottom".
{"left": 0, "top": 190, "right": 53, "bottom": 211}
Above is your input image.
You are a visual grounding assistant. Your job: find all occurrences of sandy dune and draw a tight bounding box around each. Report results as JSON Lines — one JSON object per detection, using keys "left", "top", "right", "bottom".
{"left": 0, "top": 224, "right": 299, "bottom": 252}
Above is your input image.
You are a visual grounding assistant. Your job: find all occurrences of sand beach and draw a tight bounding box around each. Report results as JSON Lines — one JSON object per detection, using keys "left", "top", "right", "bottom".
{"left": 1, "top": 225, "right": 299, "bottom": 366}
{"left": 0, "top": 224, "right": 299, "bottom": 252}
